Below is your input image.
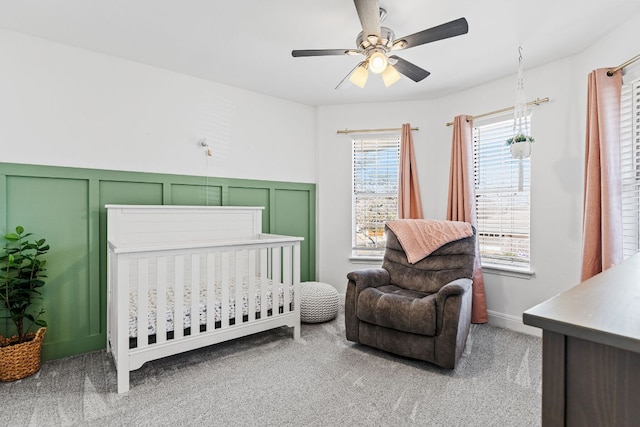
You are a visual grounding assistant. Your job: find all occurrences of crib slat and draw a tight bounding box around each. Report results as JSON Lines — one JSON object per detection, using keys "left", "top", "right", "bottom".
{"left": 282, "top": 245, "right": 291, "bottom": 313}
{"left": 260, "top": 248, "right": 268, "bottom": 319}
{"left": 221, "top": 252, "right": 230, "bottom": 328}
{"left": 206, "top": 252, "right": 216, "bottom": 330}
{"left": 293, "top": 243, "right": 301, "bottom": 288}
{"left": 248, "top": 249, "right": 256, "bottom": 321}
{"left": 191, "top": 255, "right": 200, "bottom": 337}
{"left": 137, "top": 258, "right": 149, "bottom": 348}
{"left": 235, "top": 250, "right": 246, "bottom": 326}
{"left": 156, "top": 256, "right": 167, "bottom": 344}
{"left": 272, "top": 246, "right": 281, "bottom": 287}
{"left": 271, "top": 246, "right": 281, "bottom": 317}
{"left": 174, "top": 255, "right": 184, "bottom": 339}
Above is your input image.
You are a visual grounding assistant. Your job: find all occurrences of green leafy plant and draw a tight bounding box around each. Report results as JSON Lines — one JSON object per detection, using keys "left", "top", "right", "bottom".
{"left": 0, "top": 226, "right": 50, "bottom": 345}
{"left": 506, "top": 133, "right": 535, "bottom": 145}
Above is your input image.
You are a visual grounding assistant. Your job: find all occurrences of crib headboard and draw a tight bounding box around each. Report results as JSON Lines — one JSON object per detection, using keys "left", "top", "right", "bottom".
{"left": 106, "top": 205, "right": 264, "bottom": 249}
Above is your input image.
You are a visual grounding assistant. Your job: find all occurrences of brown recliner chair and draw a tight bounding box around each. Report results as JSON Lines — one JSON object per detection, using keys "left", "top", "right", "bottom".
{"left": 345, "top": 223, "right": 476, "bottom": 369}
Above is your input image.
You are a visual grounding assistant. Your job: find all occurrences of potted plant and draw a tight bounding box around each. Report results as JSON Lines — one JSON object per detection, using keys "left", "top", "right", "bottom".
{"left": 506, "top": 133, "right": 534, "bottom": 159}
{"left": 0, "top": 226, "right": 50, "bottom": 381}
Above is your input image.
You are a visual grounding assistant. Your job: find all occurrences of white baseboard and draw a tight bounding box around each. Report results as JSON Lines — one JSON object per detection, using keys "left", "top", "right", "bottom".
{"left": 487, "top": 310, "right": 542, "bottom": 337}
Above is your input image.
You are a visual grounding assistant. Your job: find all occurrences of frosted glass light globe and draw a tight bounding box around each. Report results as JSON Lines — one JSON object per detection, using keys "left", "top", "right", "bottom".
{"left": 368, "top": 51, "right": 388, "bottom": 74}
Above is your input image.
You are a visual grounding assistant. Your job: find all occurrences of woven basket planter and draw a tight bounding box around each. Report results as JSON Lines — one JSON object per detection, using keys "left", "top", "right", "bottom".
{"left": 0, "top": 327, "right": 46, "bottom": 382}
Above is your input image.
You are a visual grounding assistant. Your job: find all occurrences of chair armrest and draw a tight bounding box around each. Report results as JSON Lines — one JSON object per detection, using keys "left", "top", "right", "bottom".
{"left": 347, "top": 268, "right": 390, "bottom": 292}
{"left": 435, "top": 278, "right": 472, "bottom": 305}
{"left": 345, "top": 268, "right": 389, "bottom": 343}
{"left": 435, "top": 278, "right": 472, "bottom": 335}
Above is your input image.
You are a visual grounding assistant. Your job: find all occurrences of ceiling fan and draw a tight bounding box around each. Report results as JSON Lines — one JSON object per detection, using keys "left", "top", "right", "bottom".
{"left": 291, "top": 0, "right": 468, "bottom": 88}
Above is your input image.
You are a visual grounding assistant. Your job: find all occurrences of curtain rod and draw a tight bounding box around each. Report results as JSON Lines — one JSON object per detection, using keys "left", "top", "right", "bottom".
{"left": 607, "top": 53, "right": 640, "bottom": 76}
{"left": 336, "top": 126, "right": 419, "bottom": 134}
{"left": 445, "top": 97, "right": 550, "bottom": 126}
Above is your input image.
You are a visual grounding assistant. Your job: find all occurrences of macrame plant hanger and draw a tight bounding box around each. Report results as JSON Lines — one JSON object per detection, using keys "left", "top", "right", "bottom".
{"left": 510, "top": 46, "right": 533, "bottom": 191}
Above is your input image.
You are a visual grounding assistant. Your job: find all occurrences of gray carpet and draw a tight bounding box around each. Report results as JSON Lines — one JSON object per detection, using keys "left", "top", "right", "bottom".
{"left": 2, "top": 307, "right": 542, "bottom": 426}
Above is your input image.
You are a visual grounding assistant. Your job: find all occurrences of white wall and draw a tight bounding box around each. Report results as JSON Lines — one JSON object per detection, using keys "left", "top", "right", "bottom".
{"left": 316, "top": 11, "right": 640, "bottom": 334}
{"left": 0, "top": 30, "right": 316, "bottom": 184}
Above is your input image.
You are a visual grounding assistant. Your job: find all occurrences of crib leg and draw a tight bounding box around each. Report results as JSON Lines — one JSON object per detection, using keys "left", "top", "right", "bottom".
{"left": 293, "top": 324, "right": 301, "bottom": 340}
{"left": 117, "top": 368, "right": 130, "bottom": 394}
{"left": 116, "top": 349, "right": 130, "bottom": 393}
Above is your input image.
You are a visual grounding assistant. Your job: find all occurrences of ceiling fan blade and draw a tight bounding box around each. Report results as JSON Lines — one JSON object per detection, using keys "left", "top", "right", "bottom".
{"left": 394, "top": 17, "right": 468, "bottom": 50}
{"left": 389, "top": 56, "right": 430, "bottom": 82}
{"left": 354, "top": 0, "right": 381, "bottom": 39}
{"left": 292, "top": 49, "right": 355, "bottom": 57}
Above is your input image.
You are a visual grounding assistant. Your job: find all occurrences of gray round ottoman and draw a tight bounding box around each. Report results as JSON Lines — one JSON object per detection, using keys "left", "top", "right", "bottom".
{"left": 300, "top": 282, "right": 339, "bottom": 323}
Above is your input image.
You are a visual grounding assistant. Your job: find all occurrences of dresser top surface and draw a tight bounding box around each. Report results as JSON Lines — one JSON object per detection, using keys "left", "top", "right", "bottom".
{"left": 523, "top": 254, "right": 640, "bottom": 352}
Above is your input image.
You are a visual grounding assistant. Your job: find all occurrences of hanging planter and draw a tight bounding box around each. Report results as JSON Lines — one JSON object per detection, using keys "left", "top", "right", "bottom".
{"left": 509, "top": 47, "right": 533, "bottom": 192}
{"left": 507, "top": 133, "right": 534, "bottom": 159}
{"left": 510, "top": 47, "right": 534, "bottom": 161}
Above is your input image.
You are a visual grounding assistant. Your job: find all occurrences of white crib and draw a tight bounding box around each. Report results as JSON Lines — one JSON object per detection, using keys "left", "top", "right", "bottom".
{"left": 106, "top": 205, "right": 302, "bottom": 393}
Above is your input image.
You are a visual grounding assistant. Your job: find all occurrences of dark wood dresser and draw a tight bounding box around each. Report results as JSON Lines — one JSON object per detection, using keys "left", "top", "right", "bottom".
{"left": 523, "top": 254, "right": 640, "bottom": 426}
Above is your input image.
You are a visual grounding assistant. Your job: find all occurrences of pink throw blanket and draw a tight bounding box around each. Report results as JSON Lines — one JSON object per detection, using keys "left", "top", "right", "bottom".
{"left": 386, "top": 219, "right": 473, "bottom": 264}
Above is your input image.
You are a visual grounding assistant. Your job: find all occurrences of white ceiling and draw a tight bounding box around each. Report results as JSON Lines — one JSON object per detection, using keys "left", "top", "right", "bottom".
{"left": 1, "top": 0, "right": 640, "bottom": 106}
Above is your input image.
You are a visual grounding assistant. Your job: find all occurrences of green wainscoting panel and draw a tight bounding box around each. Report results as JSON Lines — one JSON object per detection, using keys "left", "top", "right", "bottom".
{"left": 273, "top": 189, "right": 315, "bottom": 283}
{"left": 228, "top": 186, "right": 270, "bottom": 232}
{"left": 5, "top": 176, "right": 92, "bottom": 360}
{"left": 171, "top": 183, "right": 222, "bottom": 206}
{"left": 99, "top": 180, "right": 164, "bottom": 206}
{"left": 0, "top": 162, "right": 316, "bottom": 361}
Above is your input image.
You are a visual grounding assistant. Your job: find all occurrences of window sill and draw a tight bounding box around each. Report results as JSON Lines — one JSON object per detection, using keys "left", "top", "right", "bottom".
{"left": 349, "top": 255, "right": 383, "bottom": 264}
{"left": 482, "top": 263, "right": 535, "bottom": 279}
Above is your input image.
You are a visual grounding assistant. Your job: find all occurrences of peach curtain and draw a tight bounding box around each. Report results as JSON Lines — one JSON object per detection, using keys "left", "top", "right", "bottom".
{"left": 447, "top": 115, "right": 487, "bottom": 324}
{"left": 398, "top": 123, "right": 424, "bottom": 219}
{"left": 581, "top": 68, "right": 623, "bottom": 281}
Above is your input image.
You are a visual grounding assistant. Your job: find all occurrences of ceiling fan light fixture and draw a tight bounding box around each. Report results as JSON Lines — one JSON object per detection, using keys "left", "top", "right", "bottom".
{"left": 368, "top": 50, "right": 388, "bottom": 74}
{"left": 382, "top": 64, "right": 401, "bottom": 87}
{"left": 349, "top": 63, "right": 369, "bottom": 88}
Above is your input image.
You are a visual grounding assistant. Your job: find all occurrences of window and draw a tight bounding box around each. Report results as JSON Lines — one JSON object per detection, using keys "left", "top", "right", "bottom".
{"left": 621, "top": 77, "right": 640, "bottom": 259}
{"left": 352, "top": 135, "right": 400, "bottom": 257}
{"left": 473, "top": 117, "right": 531, "bottom": 270}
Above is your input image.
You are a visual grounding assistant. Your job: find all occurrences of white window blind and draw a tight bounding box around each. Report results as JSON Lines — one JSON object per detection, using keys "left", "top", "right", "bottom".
{"left": 621, "top": 77, "right": 640, "bottom": 259}
{"left": 352, "top": 136, "right": 400, "bottom": 257}
{"left": 473, "top": 117, "right": 531, "bottom": 269}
